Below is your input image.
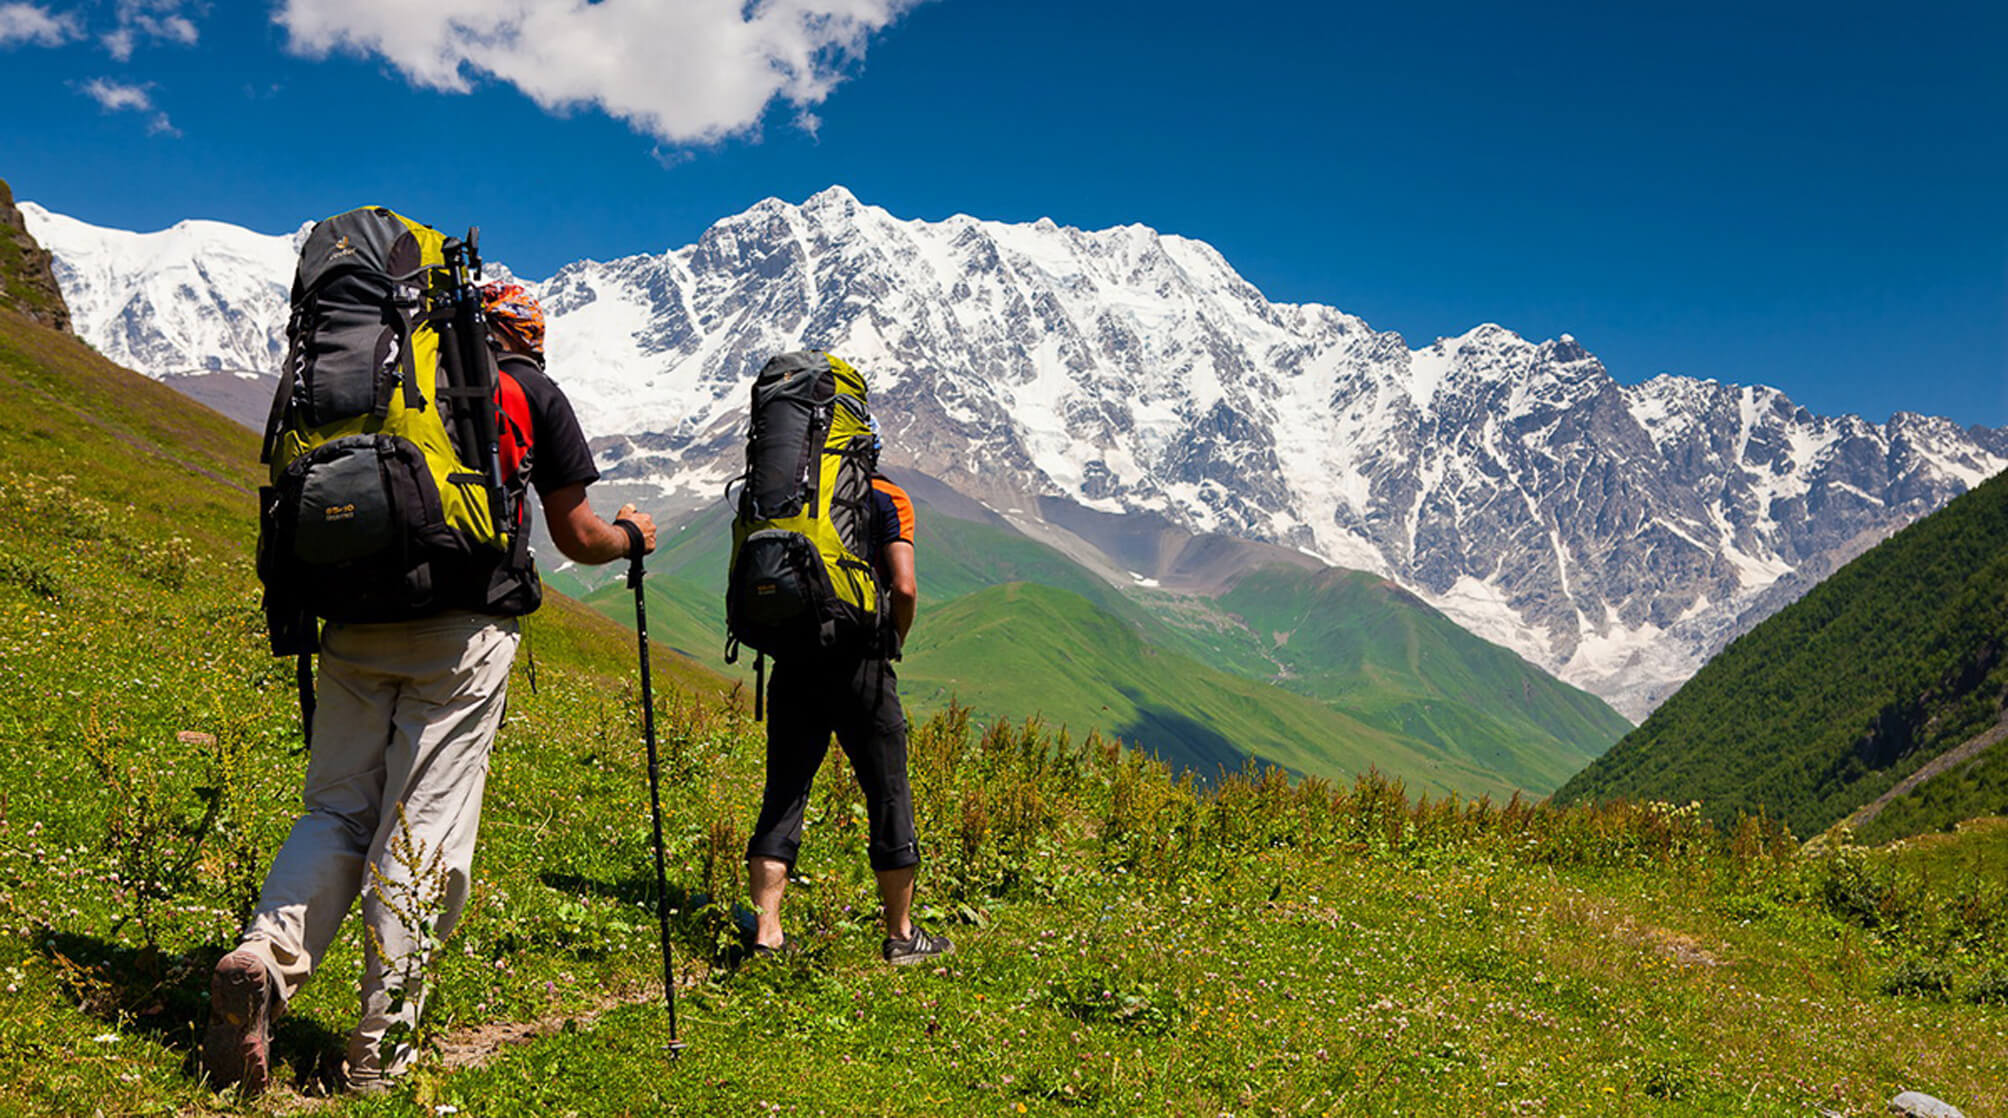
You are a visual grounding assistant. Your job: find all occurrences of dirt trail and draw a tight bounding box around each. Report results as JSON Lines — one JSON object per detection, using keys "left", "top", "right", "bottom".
{"left": 1845, "top": 711, "right": 2008, "bottom": 830}
{"left": 265, "top": 983, "right": 666, "bottom": 1112}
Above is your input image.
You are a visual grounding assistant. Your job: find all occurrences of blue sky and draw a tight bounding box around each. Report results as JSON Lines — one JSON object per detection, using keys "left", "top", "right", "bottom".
{"left": 1, "top": 0, "right": 2002, "bottom": 426}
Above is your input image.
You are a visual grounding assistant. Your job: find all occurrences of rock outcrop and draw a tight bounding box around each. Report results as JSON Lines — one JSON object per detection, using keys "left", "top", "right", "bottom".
{"left": 0, "top": 179, "right": 72, "bottom": 332}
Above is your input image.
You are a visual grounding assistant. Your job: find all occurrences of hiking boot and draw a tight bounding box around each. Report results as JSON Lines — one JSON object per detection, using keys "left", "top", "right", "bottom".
{"left": 882, "top": 923, "right": 954, "bottom": 966}
{"left": 310, "top": 1054, "right": 392, "bottom": 1098}
{"left": 203, "top": 949, "right": 275, "bottom": 1096}
{"left": 750, "top": 937, "right": 800, "bottom": 959}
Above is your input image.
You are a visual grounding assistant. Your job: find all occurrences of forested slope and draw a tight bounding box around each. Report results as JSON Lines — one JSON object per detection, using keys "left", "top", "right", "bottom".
{"left": 1556, "top": 466, "right": 2008, "bottom": 839}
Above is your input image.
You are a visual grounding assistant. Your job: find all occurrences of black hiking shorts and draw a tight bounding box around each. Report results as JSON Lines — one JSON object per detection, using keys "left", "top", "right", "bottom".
{"left": 745, "top": 655, "right": 919, "bottom": 872}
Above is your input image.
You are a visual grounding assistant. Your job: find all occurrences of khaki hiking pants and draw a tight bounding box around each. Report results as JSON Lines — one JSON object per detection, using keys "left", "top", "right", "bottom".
{"left": 236, "top": 611, "right": 519, "bottom": 1082}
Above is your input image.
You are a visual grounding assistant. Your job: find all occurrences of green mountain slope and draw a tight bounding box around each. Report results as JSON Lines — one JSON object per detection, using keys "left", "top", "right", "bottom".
{"left": 569, "top": 496, "right": 1626, "bottom": 794}
{"left": 901, "top": 582, "right": 1543, "bottom": 797}
{"left": 1555, "top": 467, "right": 2008, "bottom": 839}
{"left": 1215, "top": 567, "right": 1634, "bottom": 793}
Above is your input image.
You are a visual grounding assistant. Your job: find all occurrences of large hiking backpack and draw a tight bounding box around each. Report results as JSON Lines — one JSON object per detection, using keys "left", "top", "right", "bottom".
{"left": 257, "top": 206, "right": 537, "bottom": 659}
{"left": 726, "top": 351, "right": 883, "bottom": 662}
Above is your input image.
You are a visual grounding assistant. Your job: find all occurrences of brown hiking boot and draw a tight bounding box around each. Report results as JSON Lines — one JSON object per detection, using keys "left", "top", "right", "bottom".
{"left": 203, "top": 949, "right": 275, "bottom": 1096}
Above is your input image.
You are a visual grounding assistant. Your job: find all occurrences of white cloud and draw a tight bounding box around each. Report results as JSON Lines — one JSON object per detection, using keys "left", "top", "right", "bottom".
{"left": 103, "top": 0, "right": 200, "bottom": 60}
{"left": 274, "top": 0, "right": 924, "bottom": 146}
{"left": 77, "top": 77, "right": 180, "bottom": 136}
{"left": 0, "top": 3, "right": 79, "bottom": 46}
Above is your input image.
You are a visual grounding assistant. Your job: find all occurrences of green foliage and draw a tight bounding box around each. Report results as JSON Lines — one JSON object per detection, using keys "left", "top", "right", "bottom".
{"left": 1558, "top": 467, "right": 2008, "bottom": 838}
{"left": 1882, "top": 956, "right": 1955, "bottom": 999}
{"left": 1859, "top": 744, "right": 2008, "bottom": 845}
{"left": 1965, "top": 964, "right": 2008, "bottom": 1005}
{"left": 0, "top": 553, "right": 59, "bottom": 601}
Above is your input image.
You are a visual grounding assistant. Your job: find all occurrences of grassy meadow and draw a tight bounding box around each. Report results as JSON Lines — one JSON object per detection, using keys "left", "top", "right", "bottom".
{"left": 1, "top": 306, "right": 2006, "bottom": 1116}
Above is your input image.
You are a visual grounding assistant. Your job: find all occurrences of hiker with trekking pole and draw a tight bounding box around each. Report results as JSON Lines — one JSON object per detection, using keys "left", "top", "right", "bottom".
{"left": 727, "top": 351, "right": 952, "bottom": 965}
{"left": 206, "top": 207, "right": 657, "bottom": 1096}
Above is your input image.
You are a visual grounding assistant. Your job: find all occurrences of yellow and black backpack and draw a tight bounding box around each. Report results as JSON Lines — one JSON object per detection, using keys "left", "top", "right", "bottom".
{"left": 257, "top": 206, "right": 538, "bottom": 665}
{"left": 726, "top": 351, "right": 883, "bottom": 664}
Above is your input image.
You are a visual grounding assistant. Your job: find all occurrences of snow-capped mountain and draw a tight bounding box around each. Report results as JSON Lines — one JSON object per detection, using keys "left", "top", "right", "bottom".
{"left": 19, "top": 201, "right": 303, "bottom": 380}
{"left": 24, "top": 189, "right": 2008, "bottom": 719}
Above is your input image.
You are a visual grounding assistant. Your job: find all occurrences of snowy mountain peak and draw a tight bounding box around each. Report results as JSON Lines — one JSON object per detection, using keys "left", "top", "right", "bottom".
{"left": 801, "top": 183, "right": 863, "bottom": 213}
{"left": 23, "top": 188, "right": 2008, "bottom": 720}
{"left": 20, "top": 201, "right": 299, "bottom": 378}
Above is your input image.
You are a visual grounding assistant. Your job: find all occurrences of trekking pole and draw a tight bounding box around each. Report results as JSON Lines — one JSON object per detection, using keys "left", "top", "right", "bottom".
{"left": 622, "top": 525, "right": 685, "bottom": 1055}
{"left": 441, "top": 230, "right": 508, "bottom": 531}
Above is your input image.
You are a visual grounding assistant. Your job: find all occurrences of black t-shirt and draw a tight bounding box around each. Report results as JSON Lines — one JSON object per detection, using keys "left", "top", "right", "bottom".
{"left": 498, "top": 353, "right": 600, "bottom": 497}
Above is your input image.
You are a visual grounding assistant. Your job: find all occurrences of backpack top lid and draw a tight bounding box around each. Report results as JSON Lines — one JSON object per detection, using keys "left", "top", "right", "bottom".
{"left": 295, "top": 206, "right": 436, "bottom": 294}
{"left": 753, "top": 350, "right": 868, "bottom": 400}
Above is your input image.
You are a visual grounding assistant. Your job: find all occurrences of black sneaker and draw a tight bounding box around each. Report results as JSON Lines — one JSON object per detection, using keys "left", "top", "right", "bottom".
{"left": 882, "top": 923, "right": 954, "bottom": 966}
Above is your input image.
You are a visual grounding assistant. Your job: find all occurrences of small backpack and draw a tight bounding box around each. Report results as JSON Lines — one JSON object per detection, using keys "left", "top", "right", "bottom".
{"left": 725, "top": 351, "right": 883, "bottom": 662}
{"left": 257, "top": 206, "right": 537, "bottom": 660}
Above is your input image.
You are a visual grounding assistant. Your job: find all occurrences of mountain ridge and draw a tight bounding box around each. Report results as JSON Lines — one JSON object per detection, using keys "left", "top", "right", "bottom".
{"left": 23, "top": 188, "right": 2008, "bottom": 718}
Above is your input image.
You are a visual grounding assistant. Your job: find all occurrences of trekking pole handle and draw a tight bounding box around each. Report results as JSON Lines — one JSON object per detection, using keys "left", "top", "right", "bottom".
{"left": 616, "top": 518, "right": 646, "bottom": 589}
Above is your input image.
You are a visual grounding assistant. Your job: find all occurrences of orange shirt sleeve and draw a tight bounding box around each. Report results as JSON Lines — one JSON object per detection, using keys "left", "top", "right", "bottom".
{"left": 873, "top": 477, "right": 915, "bottom": 544}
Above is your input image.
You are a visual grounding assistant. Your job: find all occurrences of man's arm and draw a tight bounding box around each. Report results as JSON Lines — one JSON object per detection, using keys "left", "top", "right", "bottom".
{"left": 541, "top": 482, "right": 656, "bottom": 565}
{"left": 881, "top": 539, "right": 916, "bottom": 641}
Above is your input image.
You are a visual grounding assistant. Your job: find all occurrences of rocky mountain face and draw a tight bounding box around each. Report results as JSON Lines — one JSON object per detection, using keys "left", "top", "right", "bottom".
{"left": 23, "top": 189, "right": 2008, "bottom": 719}
{"left": 0, "top": 182, "right": 72, "bottom": 332}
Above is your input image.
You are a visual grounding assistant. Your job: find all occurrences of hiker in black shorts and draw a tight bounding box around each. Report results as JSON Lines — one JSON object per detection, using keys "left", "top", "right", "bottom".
{"left": 744, "top": 473, "right": 952, "bottom": 964}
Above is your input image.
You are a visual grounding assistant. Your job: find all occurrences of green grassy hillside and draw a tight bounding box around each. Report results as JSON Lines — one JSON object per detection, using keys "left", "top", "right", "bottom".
{"left": 565, "top": 497, "right": 1626, "bottom": 795}
{"left": 900, "top": 582, "right": 1520, "bottom": 797}
{"left": 566, "top": 498, "right": 1153, "bottom": 668}
{"left": 1217, "top": 567, "right": 1634, "bottom": 792}
{"left": 0, "top": 300, "right": 2005, "bottom": 1116}
{"left": 1556, "top": 467, "right": 2008, "bottom": 840}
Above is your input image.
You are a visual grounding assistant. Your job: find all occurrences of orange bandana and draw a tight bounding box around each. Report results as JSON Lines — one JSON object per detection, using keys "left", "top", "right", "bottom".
{"left": 480, "top": 281, "right": 546, "bottom": 355}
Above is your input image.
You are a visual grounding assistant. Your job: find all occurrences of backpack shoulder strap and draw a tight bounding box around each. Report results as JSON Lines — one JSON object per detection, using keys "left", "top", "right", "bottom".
{"left": 259, "top": 366, "right": 291, "bottom": 467}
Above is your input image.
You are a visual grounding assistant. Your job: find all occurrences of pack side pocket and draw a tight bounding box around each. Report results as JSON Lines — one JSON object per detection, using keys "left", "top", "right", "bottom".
{"left": 380, "top": 436, "right": 453, "bottom": 611}
{"left": 290, "top": 437, "right": 396, "bottom": 565}
{"left": 256, "top": 484, "right": 317, "bottom": 656}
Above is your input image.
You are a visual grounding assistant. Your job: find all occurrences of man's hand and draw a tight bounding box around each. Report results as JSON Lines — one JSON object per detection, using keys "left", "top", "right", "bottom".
{"left": 614, "top": 503, "right": 658, "bottom": 556}
{"left": 542, "top": 484, "right": 656, "bottom": 565}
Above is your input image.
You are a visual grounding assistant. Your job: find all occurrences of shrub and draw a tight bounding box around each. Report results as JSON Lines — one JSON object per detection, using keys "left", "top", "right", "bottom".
{"left": 1963, "top": 964, "right": 2008, "bottom": 1005}
{"left": 1881, "top": 957, "right": 1954, "bottom": 999}
{"left": 0, "top": 553, "right": 60, "bottom": 600}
